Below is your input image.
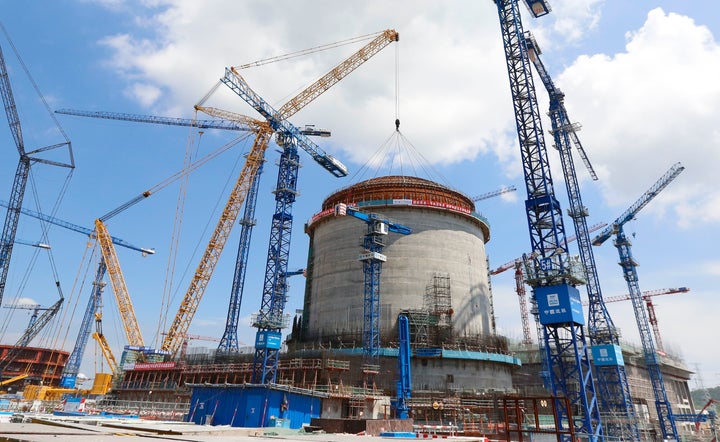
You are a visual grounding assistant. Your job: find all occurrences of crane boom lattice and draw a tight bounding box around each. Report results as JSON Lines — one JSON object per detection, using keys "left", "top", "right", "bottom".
{"left": 494, "top": 1, "right": 603, "bottom": 439}
{"left": 161, "top": 127, "right": 272, "bottom": 355}
{"left": 95, "top": 219, "right": 144, "bottom": 348}
{"left": 593, "top": 163, "right": 684, "bottom": 440}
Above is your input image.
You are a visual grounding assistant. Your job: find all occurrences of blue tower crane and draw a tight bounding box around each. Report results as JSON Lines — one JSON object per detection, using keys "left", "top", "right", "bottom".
{"left": 55, "top": 108, "right": 266, "bottom": 133}
{"left": 217, "top": 160, "right": 264, "bottom": 353}
{"left": 220, "top": 29, "right": 398, "bottom": 384}
{"left": 55, "top": 108, "right": 333, "bottom": 138}
{"left": 333, "top": 203, "right": 411, "bottom": 386}
{"left": 0, "top": 200, "right": 155, "bottom": 256}
{"left": 524, "top": 34, "right": 639, "bottom": 439}
{"left": 0, "top": 42, "right": 74, "bottom": 308}
{"left": 592, "top": 162, "right": 684, "bottom": 440}
{"left": 493, "top": 1, "right": 603, "bottom": 439}
{"left": 60, "top": 261, "right": 106, "bottom": 388}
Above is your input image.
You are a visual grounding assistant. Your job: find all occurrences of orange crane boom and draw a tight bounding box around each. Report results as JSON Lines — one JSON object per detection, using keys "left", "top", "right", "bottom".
{"left": 160, "top": 127, "right": 272, "bottom": 355}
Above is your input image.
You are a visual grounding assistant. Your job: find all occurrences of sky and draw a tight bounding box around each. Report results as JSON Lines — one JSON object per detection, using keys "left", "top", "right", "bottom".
{"left": 0, "top": 1, "right": 717, "bottom": 392}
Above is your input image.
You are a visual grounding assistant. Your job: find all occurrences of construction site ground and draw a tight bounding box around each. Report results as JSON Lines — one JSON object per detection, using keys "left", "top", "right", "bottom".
{"left": 0, "top": 416, "right": 493, "bottom": 442}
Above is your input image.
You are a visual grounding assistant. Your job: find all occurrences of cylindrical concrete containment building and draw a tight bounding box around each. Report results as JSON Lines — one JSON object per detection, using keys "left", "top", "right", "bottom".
{"left": 298, "top": 176, "right": 519, "bottom": 393}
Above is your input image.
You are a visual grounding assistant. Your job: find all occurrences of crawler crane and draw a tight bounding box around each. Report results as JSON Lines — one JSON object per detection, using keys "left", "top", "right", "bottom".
{"left": 0, "top": 199, "right": 152, "bottom": 387}
{"left": 204, "top": 29, "right": 398, "bottom": 384}
{"left": 54, "top": 108, "right": 325, "bottom": 354}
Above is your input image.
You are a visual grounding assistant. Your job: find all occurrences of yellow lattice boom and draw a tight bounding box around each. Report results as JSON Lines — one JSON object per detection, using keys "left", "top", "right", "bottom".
{"left": 95, "top": 219, "right": 144, "bottom": 348}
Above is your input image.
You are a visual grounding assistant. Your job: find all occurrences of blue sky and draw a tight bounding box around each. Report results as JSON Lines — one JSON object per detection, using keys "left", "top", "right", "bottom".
{"left": 0, "top": 1, "right": 718, "bottom": 390}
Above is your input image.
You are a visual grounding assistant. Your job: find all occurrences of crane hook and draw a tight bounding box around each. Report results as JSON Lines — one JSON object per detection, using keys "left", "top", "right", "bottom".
{"left": 395, "top": 118, "right": 400, "bottom": 132}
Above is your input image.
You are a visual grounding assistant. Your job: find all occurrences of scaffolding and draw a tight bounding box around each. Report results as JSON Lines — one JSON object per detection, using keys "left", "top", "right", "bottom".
{"left": 404, "top": 308, "right": 433, "bottom": 348}
{"left": 425, "top": 273, "right": 453, "bottom": 345}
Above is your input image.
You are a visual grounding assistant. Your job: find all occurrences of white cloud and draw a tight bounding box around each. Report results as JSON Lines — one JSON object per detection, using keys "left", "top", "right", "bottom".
{"left": 7, "top": 297, "right": 39, "bottom": 307}
{"left": 558, "top": 8, "right": 720, "bottom": 227}
{"left": 93, "top": 1, "right": 528, "bottom": 178}
{"left": 701, "top": 261, "right": 720, "bottom": 277}
{"left": 518, "top": 0, "right": 604, "bottom": 53}
{"left": 547, "top": 0, "right": 605, "bottom": 45}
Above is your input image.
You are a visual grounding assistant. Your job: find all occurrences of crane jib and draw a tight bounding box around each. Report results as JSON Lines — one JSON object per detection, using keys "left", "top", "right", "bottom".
{"left": 221, "top": 68, "right": 348, "bottom": 178}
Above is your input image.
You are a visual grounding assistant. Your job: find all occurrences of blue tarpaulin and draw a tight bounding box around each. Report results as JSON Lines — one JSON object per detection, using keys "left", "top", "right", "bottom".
{"left": 188, "top": 384, "right": 322, "bottom": 429}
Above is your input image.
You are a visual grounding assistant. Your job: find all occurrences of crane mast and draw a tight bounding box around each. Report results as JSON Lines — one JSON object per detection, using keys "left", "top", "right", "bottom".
{"left": 217, "top": 161, "right": 264, "bottom": 353}
{"left": 494, "top": 1, "right": 602, "bottom": 438}
{"left": 0, "top": 42, "right": 74, "bottom": 308}
{"left": 601, "top": 287, "right": 689, "bottom": 354}
{"left": 220, "top": 30, "right": 398, "bottom": 384}
{"left": 513, "top": 261, "right": 533, "bottom": 345}
{"left": 334, "top": 203, "right": 411, "bottom": 387}
{"left": 0, "top": 43, "right": 29, "bottom": 309}
{"left": 593, "top": 162, "right": 684, "bottom": 440}
{"left": 525, "top": 34, "right": 638, "bottom": 439}
{"left": 60, "top": 261, "right": 106, "bottom": 387}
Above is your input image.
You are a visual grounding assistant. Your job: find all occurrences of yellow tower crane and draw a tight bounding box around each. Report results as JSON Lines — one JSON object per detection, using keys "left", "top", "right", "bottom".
{"left": 160, "top": 29, "right": 399, "bottom": 357}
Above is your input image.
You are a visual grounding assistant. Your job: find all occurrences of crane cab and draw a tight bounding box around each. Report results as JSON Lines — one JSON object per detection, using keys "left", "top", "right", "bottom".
{"left": 523, "top": 0, "right": 551, "bottom": 17}
{"left": 372, "top": 221, "right": 389, "bottom": 235}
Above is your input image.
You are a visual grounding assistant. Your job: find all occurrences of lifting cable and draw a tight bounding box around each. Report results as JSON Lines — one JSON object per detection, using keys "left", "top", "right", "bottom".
{"left": 234, "top": 31, "right": 383, "bottom": 70}
{"left": 99, "top": 133, "right": 251, "bottom": 222}
{"left": 349, "top": 39, "right": 450, "bottom": 188}
{"left": 156, "top": 117, "right": 204, "bottom": 347}
{"left": 0, "top": 21, "right": 74, "bottom": 163}
{"left": 161, "top": 132, "right": 253, "bottom": 333}
{"left": 0, "top": 21, "right": 75, "bottom": 340}
{"left": 47, "top": 240, "right": 98, "bottom": 367}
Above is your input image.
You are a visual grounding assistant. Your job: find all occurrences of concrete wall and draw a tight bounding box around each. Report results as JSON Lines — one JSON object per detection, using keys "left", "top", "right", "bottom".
{"left": 411, "top": 358, "right": 514, "bottom": 393}
{"left": 304, "top": 206, "right": 491, "bottom": 342}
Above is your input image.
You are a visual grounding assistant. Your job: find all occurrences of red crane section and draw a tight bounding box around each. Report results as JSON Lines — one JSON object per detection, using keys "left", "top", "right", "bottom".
{"left": 589, "top": 287, "right": 689, "bottom": 353}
